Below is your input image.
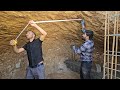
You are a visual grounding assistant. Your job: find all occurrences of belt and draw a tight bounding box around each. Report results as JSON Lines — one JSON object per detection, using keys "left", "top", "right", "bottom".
{"left": 82, "top": 61, "right": 92, "bottom": 63}
{"left": 29, "top": 62, "right": 44, "bottom": 68}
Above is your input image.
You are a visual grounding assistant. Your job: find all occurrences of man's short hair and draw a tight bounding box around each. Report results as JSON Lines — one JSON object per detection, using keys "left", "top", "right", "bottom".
{"left": 27, "top": 30, "right": 36, "bottom": 37}
{"left": 81, "top": 29, "right": 94, "bottom": 40}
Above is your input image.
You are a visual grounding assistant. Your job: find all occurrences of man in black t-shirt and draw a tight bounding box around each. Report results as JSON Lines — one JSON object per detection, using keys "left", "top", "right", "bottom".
{"left": 10, "top": 20, "right": 47, "bottom": 79}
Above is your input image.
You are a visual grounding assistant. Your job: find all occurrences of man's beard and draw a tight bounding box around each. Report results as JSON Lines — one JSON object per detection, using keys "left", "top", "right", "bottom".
{"left": 82, "top": 36, "right": 85, "bottom": 41}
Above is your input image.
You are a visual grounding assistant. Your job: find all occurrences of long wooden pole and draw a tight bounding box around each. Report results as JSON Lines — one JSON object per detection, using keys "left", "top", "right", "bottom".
{"left": 110, "top": 12, "right": 117, "bottom": 79}
{"left": 114, "top": 12, "right": 119, "bottom": 79}
{"left": 15, "top": 23, "right": 29, "bottom": 40}
{"left": 34, "top": 19, "right": 82, "bottom": 24}
{"left": 107, "top": 13, "right": 110, "bottom": 79}
{"left": 103, "top": 11, "right": 108, "bottom": 79}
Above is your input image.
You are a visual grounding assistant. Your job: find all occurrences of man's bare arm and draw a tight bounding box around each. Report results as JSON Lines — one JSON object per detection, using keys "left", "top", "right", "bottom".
{"left": 29, "top": 20, "right": 47, "bottom": 41}
{"left": 13, "top": 46, "right": 25, "bottom": 53}
{"left": 10, "top": 39, "right": 25, "bottom": 53}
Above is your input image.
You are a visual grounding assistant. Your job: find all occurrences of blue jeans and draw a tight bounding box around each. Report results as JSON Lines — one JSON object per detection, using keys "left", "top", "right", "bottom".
{"left": 26, "top": 64, "right": 45, "bottom": 79}
{"left": 80, "top": 61, "right": 92, "bottom": 79}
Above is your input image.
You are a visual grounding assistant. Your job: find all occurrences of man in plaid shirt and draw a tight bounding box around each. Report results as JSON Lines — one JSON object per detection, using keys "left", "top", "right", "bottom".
{"left": 72, "top": 20, "right": 94, "bottom": 79}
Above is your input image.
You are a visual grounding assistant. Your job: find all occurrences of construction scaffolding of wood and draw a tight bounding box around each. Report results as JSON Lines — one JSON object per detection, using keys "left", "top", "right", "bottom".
{"left": 103, "top": 11, "right": 120, "bottom": 79}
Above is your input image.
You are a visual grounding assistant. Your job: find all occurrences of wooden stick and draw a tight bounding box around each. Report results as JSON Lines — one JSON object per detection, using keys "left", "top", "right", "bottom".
{"left": 104, "top": 54, "right": 120, "bottom": 57}
{"left": 106, "top": 51, "right": 120, "bottom": 53}
{"left": 103, "top": 74, "right": 120, "bottom": 79}
{"left": 104, "top": 62, "right": 120, "bottom": 66}
{"left": 15, "top": 23, "right": 29, "bottom": 40}
{"left": 34, "top": 19, "right": 82, "bottom": 24}
{"left": 103, "top": 11, "right": 108, "bottom": 79}
{"left": 110, "top": 12, "right": 117, "bottom": 79}
{"left": 104, "top": 34, "right": 120, "bottom": 36}
{"left": 115, "top": 12, "right": 119, "bottom": 79}
{"left": 104, "top": 67, "right": 120, "bottom": 72}
{"left": 107, "top": 13, "right": 110, "bottom": 79}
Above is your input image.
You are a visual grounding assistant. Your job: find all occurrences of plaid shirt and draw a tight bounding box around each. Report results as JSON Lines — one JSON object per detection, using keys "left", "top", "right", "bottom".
{"left": 74, "top": 40, "right": 94, "bottom": 61}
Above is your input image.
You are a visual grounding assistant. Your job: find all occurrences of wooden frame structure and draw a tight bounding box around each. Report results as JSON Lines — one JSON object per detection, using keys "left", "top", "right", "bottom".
{"left": 103, "top": 11, "right": 120, "bottom": 79}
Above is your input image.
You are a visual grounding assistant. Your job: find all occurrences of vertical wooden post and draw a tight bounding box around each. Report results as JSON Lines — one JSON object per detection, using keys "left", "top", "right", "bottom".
{"left": 114, "top": 12, "right": 119, "bottom": 79}
{"left": 110, "top": 12, "right": 117, "bottom": 79}
{"left": 103, "top": 11, "right": 108, "bottom": 79}
{"left": 107, "top": 13, "right": 110, "bottom": 79}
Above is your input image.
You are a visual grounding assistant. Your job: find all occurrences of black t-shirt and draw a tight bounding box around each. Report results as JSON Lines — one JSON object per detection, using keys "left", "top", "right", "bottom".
{"left": 23, "top": 38, "right": 43, "bottom": 67}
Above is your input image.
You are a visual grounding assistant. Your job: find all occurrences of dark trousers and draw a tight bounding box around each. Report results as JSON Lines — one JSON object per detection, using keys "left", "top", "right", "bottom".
{"left": 80, "top": 61, "right": 92, "bottom": 79}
